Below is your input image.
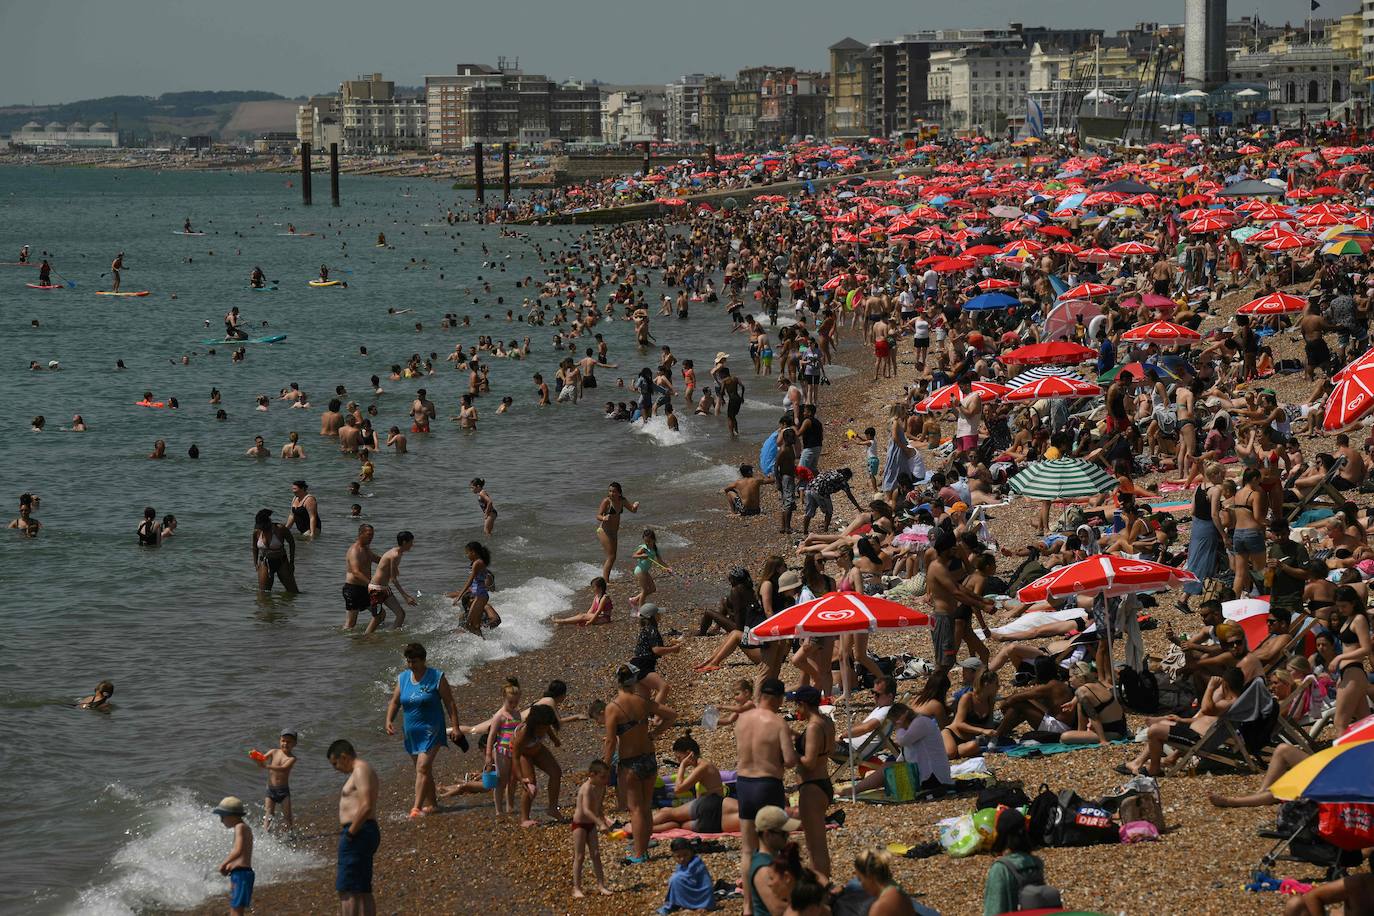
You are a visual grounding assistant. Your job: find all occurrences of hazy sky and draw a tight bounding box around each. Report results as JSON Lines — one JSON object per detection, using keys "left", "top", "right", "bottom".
{"left": 0, "top": 0, "right": 1359, "bottom": 104}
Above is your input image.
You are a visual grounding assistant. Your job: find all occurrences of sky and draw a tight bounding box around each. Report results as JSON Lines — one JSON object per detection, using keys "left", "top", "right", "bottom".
{"left": 0, "top": 0, "right": 1360, "bottom": 104}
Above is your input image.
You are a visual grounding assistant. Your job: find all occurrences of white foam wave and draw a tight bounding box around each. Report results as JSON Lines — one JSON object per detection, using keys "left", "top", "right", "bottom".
{"left": 743, "top": 398, "right": 785, "bottom": 412}
{"left": 629, "top": 415, "right": 692, "bottom": 446}
{"left": 671, "top": 464, "right": 739, "bottom": 488}
{"left": 753, "top": 313, "right": 799, "bottom": 327}
{"left": 656, "top": 530, "right": 693, "bottom": 549}
{"left": 71, "top": 786, "right": 318, "bottom": 916}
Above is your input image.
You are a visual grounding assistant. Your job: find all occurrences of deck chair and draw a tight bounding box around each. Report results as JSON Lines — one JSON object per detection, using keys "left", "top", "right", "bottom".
{"left": 1165, "top": 679, "right": 1279, "bottom": 775}
{"left": 829, "top": 716, "right": 900, "bottom": 785}
{"left": 1287, "top": 455, "right": 1347, "bottom": 524}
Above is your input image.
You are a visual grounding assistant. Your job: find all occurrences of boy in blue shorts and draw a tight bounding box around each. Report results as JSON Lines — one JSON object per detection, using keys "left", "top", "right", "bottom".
{"left": 213, "top": 796, "right": 254, "bottom": 915}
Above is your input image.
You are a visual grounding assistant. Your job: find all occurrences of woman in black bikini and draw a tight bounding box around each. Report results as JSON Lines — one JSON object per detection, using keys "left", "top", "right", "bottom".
{"left": 595, "top": 482, "right": 639, "bottom": 583}
{"left": 792, "top": 687, "right": 836, "bottom": 882}
{"left": 137, "top": 506, "right": 161, "bottom": 547}
{"left": 942, "top": 668, "right": 1000, "bottom": 758}
{"left": 602, "top": 665, "right": 676, "bottom": 864}
{"left": 1331, "top": 586, "right": 1373, "bottom": 733}
{"left": 1061, "top": 661, "right": 1130, "bottom": 745}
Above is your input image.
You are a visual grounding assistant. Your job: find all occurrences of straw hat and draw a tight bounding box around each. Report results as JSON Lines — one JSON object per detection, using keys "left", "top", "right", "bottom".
{"left": 713, "top": 351, "right": 730, "bottom": 365}
{"left": 212, "top": 796, "right": 247, "bottom": 817}
{"left": 777, "top": 570, "right": 803, "bottom": 593}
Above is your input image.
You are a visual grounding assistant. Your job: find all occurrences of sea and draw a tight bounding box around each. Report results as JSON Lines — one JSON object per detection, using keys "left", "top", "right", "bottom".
{"left": 0, "top": 167, "right": 832, "bottom": 914}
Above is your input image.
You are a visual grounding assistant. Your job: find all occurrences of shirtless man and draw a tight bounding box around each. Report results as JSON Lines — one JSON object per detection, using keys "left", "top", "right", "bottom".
{"left": 578, "top": 349, "right": 616, "bottom": 392}
{"left": 368, "top": 531, "right": 416, "bottom": 632}
{"left": 338, "top": 418, "right": 362, "bottom": 455}
{"left": 110, "top": 251, "right": 124, "bottom": 292}
{"left": 1298, "top": 300, "right": 1335, "bottom": 382}
{"left": 927, "top": 529, "right": 994, "bottom": 673}
{"left": 723, "top": 464, "right": 773, "bottom": 517}
{"left": 409, "top": 389, "right": 435, "bottom": 433}
{"left": 780, "top": 377, "right": 804, "bottom": 427}
{"left": 863, "top": 293, "right": 887, "bottom": 343}
{"left": 328, "top": 739, "right": 380, "bottom": 916}
{"left": 224, "top": 306, "right": 248, "bottom": 341}
{"left": 245, "top": 436, "right": 270, "bottom": 459}
{"left": 1149, "top": 255, "right": 1173, "bottom": 298}
{"left": 343, "top": 524, "right": 380, "bottom": 630}
{"left": 1335, "top": 433, "right": 1368, "bottom": 490}
{"left": 872, "top": 315, "right": 893, "bottom": 380}
{"left": 734, "top": 678, "right": 798, "bottom": 916}
{"left": 385, "top": 427, "right": 407, "bottom": 454}
{"left": 320, "top": 399, "right": 344, "bottom": 437}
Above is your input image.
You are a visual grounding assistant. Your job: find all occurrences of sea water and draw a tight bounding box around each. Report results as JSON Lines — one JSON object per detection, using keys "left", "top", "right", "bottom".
{"left": 0, "top": 167, "right": 784, "bottom": 913}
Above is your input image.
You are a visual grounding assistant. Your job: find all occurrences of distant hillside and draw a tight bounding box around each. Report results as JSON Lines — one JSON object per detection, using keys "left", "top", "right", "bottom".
{"left": 0, "top": 90, "right": 291, "bottom": 139}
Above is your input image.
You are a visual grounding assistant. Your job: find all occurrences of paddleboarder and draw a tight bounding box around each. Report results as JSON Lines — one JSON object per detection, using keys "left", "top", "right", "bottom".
{"left": 18, "top": 245, "right": 30, "bottom": 264}
{"left": 225, "top": 307, "right": 248, "bottom": 341}
{"left": 110, "top": 251, "right": 124, "bottom": 292}
{"left": 38, "top": 260, "right": 52, "bottom": 287}
{"left": 318, "top": 264, "right": 330, "bottom": 283}
{"left": 183, "top": 217, "right": 194, "bottom": 234}
{"left": 250, "top": 266, "right": 266, "bottom": 289}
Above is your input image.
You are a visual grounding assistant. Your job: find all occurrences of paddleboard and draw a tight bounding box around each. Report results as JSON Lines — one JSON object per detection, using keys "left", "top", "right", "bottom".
{"left": 173, "top": 231, "right": 207, "bottom": 236}
{"left": 3, "top": 262, "right": 38, "bottom": 267}
{"left": 246, "top": 286, "right": 276, "bottom": 291}
{"left": 26, "top": 283, "right": 63, "bottom": 290}
{"left": 201, "top": 334, "right": 286, "bottom": 345}
{"left": 308, "top": 279, "right": 341, "bottom": 287}
{"left": 96, "top": 290, "right": 150, "bottom": 297}
{"left": 279, "top": 232, "right": 316, "bottom": 237}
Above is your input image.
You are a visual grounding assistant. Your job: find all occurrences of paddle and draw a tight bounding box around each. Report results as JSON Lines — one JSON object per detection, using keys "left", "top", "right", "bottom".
{"left": 50, "top": 270, "right": 76, "bottom": 289}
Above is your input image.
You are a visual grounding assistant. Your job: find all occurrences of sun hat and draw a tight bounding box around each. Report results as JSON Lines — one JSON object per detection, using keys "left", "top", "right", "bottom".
{"left": 777, "top": 570, "right": 803, "bottom": 593}
{"left": 755, "top": 805, "right": 801, "bottom": 833}
{"left": 714, "top": 351, "right": 730, "bottom": 364}
{"left": 212, "top": 796, "right": 247, "bottom": 817}
{"left": 636, "top": 602, "right": 661, "bottom": 618}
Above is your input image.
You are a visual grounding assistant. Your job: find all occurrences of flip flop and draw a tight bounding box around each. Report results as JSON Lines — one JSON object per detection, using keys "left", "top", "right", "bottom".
{"left": 1113, "top": 764, "right": 1135, "bottom": 777}
{"left": 694, "top": 664, "right": 721, "bottom": 673}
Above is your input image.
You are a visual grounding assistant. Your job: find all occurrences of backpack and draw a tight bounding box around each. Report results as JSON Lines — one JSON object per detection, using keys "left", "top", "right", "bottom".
{"left": 977, "top": 783, "right": 1031, "bottom": 811}
{"left": 1025, "top": 784, "right": 1059, "bottom": 847}
{"left": 1044, "top": 790, "right": 1120, "bottom": 847}
{"left": 1116, "top": 666, "right": 1160, "bottom": 713}
{"left": 995, "top": 856, "right": 1063, "bottom": 911}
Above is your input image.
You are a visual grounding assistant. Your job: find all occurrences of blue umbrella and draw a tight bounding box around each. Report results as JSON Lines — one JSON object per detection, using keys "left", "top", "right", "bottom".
{"left": 964, "top": 292, "right": 1019, "bottom": 311}
{"left": 1054, "top": 193, "right": 1087, "bottom": 211}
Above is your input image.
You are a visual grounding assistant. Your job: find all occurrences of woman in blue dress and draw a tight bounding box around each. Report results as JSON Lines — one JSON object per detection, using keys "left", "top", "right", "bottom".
{"left": 385, "top": 643, "right": 466, "bottom": 817}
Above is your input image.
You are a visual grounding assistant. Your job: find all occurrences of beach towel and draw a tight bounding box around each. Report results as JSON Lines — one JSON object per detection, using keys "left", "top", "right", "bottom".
{"left": 1002, "top": 738, "right": 1132, "bottom": 758}
{"left": 660, "top": 854, "right": 716, "bottom": 913}
{"left": 636, "top": 824, "right": 838, "bottom": 839}
{"left": 987, "top": 609, "right": 1086, "bottom": 639}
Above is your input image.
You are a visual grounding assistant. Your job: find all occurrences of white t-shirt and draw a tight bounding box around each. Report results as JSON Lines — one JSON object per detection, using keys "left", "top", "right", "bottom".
{"left": 846, "top": 705, "right": 891, "bottom": 749}
{"left": 896, "top": 715, "right": 952, "bottom": 785}
{"left": 921, "top": 269, "right": 938, "bottom": 291}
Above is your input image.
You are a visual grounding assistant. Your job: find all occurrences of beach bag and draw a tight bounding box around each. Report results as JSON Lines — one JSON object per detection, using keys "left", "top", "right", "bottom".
{"left": 977, "top": 784, "right": 1031, "bottom": 811}
{"left": 1026, "top": 784, "right": 1059, "bottom": 848}
{"left": 1119, "top": 820, "right": 1160, "bottom": 844}
{"left": 1116, "top": 665, "right": 1160, "bottom": 713}
{"left": 1199, "top": 576, "right": 1234, "bottom": 605}
{"left": 1119, "top": 791, "right": 1166, "bottom": 832}
{"left": 1277, "top": 800, "right": 1320, "bottom": 840}
{"left": 1317, "top": 803, "right": 1374, "bottom": 851}
{"left": 937, "top": 813, "right": 981, "bottom": 858}
{"left": 1044, "top": 790, "right": 1119, "bottom": 847}
{"left": 884, "top": 762, "right": 921, "bottom": 802}
{"left": 995, "top": 856, "right": 1063, "bottom": 910}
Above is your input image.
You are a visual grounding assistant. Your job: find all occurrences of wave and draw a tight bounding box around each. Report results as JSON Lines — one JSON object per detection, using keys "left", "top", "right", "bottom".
{"left": 628, "top": 415, "right": 692, "bottom": 447}
{"left": 71, "top": 785, "right": 318, "bottom": 915}
{"left": 671, "top": 463, "right": 739, "bottom": 488}
{"left": 752, "top": 312, "right": 799, "bottom": 327}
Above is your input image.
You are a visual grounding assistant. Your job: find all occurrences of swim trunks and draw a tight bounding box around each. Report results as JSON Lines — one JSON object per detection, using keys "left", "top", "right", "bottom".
{"left": 342, "top": 583, "right": 369, "bottom": 612}
{"left": 229, "top": 867, "right": 255, "bottom": 909}
{"left": 735, "top": 775, "right": 786, "bottom": 821}
{"left": 368, "top": 586, "right": 392, "bottom": 618}
{"left": 617, "top": 752, "right": 658, "bottom": 779}
{"left": 732, "top": 496, "right": 761, "bottom": 517}
{"left": 267, "top": 784, "right": 291, "bottom": 804}
{"left": 689, "top": 792, "right": 724, "bottom": 834}
{"left": 336, "top": 820, "right": 380, "bottom": 894}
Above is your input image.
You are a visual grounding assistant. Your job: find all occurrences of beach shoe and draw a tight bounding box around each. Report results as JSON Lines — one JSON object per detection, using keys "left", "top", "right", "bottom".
{"left": 409, "top": 806, "right": 425, "bottom": 818}
{"left": 622, "top": 853, "right": 649, "bottom": 865}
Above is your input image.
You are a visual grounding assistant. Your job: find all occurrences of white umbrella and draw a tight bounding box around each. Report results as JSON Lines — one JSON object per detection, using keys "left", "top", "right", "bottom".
{"left": 1083, "top": 89, "right": 1118, "bottom": 102}
{"left": 1235, "top": 88, "right": 1261, "bottom": 99}
{"left": 1176, "top": 89, "right": 1209, "bottom": 100}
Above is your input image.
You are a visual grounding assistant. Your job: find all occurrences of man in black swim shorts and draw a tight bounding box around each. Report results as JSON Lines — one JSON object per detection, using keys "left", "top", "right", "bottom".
{"left": 733, "top": 677, "right": 798, "bottom": 911}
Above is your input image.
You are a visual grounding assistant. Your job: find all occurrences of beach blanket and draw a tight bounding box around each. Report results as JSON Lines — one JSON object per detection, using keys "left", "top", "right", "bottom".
{"left": 635, "top": 823, "right": 838, "bottom": 840}
{"left": 1002, "top": 738, "right": 1132, "bottom": 758}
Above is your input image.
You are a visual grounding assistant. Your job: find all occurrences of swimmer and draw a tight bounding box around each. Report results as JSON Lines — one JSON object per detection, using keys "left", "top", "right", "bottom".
{"left": 281, "top": 432, "right": 305, "bottom": 459}
{"left": 470, "top": 478, "right": 496, "bottom": 535}
{"left": 78, "top": 681, "right": 115, "bottom": 711}
{"left": 386, "top": 427, "right": 407, "bottom": 454}
{"left": 245, "top": 436, "right": 270, "bottom": 459}
{"left": 149, "top": 439, "right": 167, "bottom": 459}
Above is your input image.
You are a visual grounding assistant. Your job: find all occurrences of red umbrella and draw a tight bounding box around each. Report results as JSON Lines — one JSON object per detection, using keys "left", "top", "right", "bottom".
{"left": 1322, "top": 365, "right": 1374, "bottom": 431}
{"left": 1263, "top": 235, "right": 1318, "bottom": 251}
{"left": 1188, "top": 214, "right": 1234, "bottom": 233}
{"left": 1037, "top": 225, "right": 1072, "bottom": 238}
{"left": 1076, "top": 247, "right": 1119, "bottom": 264}
{"left": 1002, "top": 375, "right": 1102, "bottom": 402}
{"left": 932, "top": 256, "right": 976, "bottom": 272}
{"left": 914, "top": 381, "right": 1010, "bottom": 413}
{"left": 974, "top": 278, "right": 1019, "bottom": 291}
{"left": 1118, "top": 293, "right": 1176, "bottom": 310}
{"left": 1238, "top": 292, "right": 1307, "bottom": 315}
{"left": 1119, "top": 320, "right": 1202, "bottom": 345}
{"left": 1335, "top": 713, "right": 1374, "bottom": 746}
{"left": 1002, "top": 341, "right": 1097, "bottom": 366}
{"left": 749, "top": 592, "right": 929, "bottom": 641}
{"left": 1061, "top": 282, "right": 1113, "bottom": 299}
{"left": 1017, "top": 555, "right": 1198, "bottom": 603}
{"left": 1108, "top": 241, "right": 1156, "bottom": 257}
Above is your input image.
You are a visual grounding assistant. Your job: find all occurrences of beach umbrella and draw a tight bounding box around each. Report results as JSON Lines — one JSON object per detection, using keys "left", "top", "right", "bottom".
{"left": 1008, "top": 459, "right": 1117, "bottom": 502}
{"left": 1188, "top": 214, "right": 1234, "bottom": 233}
{"left": 1002, "top": 341, "right": 1097, "bottom": 365}
{"left": 1270, "top": 741, "right": 1374, "bottom": 803}
{"left": 1119, "top": 320, "right": 1202, "bottom": 345}
{"left": 1322, "top": 239, "right": 1368, "bottom": 257}
{"left": 1061, "top": 282, "right": 1113, "bottom": 299}
{"left": 1322, "top": 366, "right": 1374, "bottom": 431}
{"left": 914, "top": 380, "right": 1010, "bottom": 413}
{"left": 1007, "top": 366, "right": 1087, "bottom": 388}
{"left": 963, "top": 291, "right": 1019, "bottom": 311}
{"left": 1108, "top": 241, "right": 1156, "bottom": 257}
{"left": 1002, "top": 375, "right": 1102, "bottom": 402}
{"left": 1336, "top": 714, "right": 1374, "bottom": 746}
{"left": 1237, "top": 292, "right": 1307, "bottom": 315}
{"left": 1333, "top": 346, "right": 1374, "bottom": 382}
{"left": 1016, "top": 554, "right": 1197, "bottom": 603}
{"left": 1118, "top": 293, "right": 1176, "bottom": 311}
{"left": 1076, "top": 247, "right": 1119, "bottom": 264}
{"left": 973, "top": 278, "right": 1019, "bottom": 291}
{"left": 1044, "top": 300, "right": 1103, "bottom": 341}
{"left": 1263, "top": 234, "right": 1318, "bottom": 252}
{"left": 748, "top": 592, "right": 930, "bottom": 641}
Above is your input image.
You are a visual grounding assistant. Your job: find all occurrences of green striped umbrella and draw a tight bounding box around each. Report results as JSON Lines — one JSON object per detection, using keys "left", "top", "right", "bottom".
{"left": 1008, "top": 458, "right": 1118, "bottom": 500}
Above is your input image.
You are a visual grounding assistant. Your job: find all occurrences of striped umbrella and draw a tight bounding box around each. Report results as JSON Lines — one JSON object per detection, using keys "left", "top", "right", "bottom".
{"left": 1061, "top": 282, "right": 1113, "bottom": 299}
{"left": 1238, "top": 292, "right": 1307, "bottom": 315}
{"left": 1008, "top": 458, "right": 1117, "bottom": 501}
{"left": 1003, "top": 375, "right": 1102, "bottom": 403}
{"left": 1335, "top": 714, "right": 1374, "bottom": 746}
{"left": 1322, "top": 239, "right": 1368, "bottom": 257}
{"left": 1270, "top": 740, "right": 1374, "bottom": 803}
{"left": 1008, "top": 366, "right": 1088, "bottom": 388}
{"left": 1108, "top": 241, "right": 1156, "bottom": 256}
{"left": 1017, "top": 554, "right": 1197, "bottom": 603}
{"left": 1322, "top": 364, "right": 1374, "bottom": 431}
{"left": 914, "top": 380, "right": 1010, "bottom": 413}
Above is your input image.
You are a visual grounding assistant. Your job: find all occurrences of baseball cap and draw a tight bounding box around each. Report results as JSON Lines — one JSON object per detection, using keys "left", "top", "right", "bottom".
{"left": 636, "top": 602, "right": 661, "bottom": 619}
{"left": 759, "top": 678, "right": 786, "bottom": 697}
{"left": 755, "top": 805, "right": 801, "bottom": 833}
{"left": 280, "top": 728, "right": 298, "bottom": 739}
{"left": 788, "top": 685, "right": 822, "bottom": 706}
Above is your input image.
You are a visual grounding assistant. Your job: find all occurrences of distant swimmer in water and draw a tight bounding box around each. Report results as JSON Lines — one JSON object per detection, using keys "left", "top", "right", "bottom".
{"left": 18, "top": 244, "right": 30, "bottom": 264}
{"left": 281, "top": 432, "right": 306, "bottom": 460}
{"left": 78, "top": 680, "right": 115, "bottom": 711}
{"left": 250, "top": 266, "right": 266, "bottom": 289}
{"left": 377, "top": 232, "right": 387, "bottom": 246}
{"left": 342, "top": 523, "right": 379, "bottom": 631}
{"left": 286, "top": 223, "right": 296, "bottom": 234}
{"left": 409, "top": 389, "right": 435, "bottom": 433}
{"left": 289, "top": 480, "right": 320, "bottom": 537}
{"left": 470, "top": 478, "right": 496, "bottom": 535}
{"left": 9, "top": 502, "right": 40, "bottom": 537}
{"left": 148, "top": 439, "right": 166, "bottom": 459}
{"left": 252, "top": 508, "right": 298, "bottom": 593}
{"left": 110, "top": 251, "right": 124, "bottom": 292}
{"left": 183, "top": 217, "right": 194, "bottom": 233}
{"left": 455, "top": 394, "right": 478, "bottom": 429}
{"left": 386, "top": 426, "right": 407, "bottom": 455}
{"left": 245, "top": 436, "right": 270, "bottom": 459}
{"left": 138, "top": 506, "right": 163, "bottom": 546}
{"left": 70, "top": 414, "right": 86, "bottom": 432}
